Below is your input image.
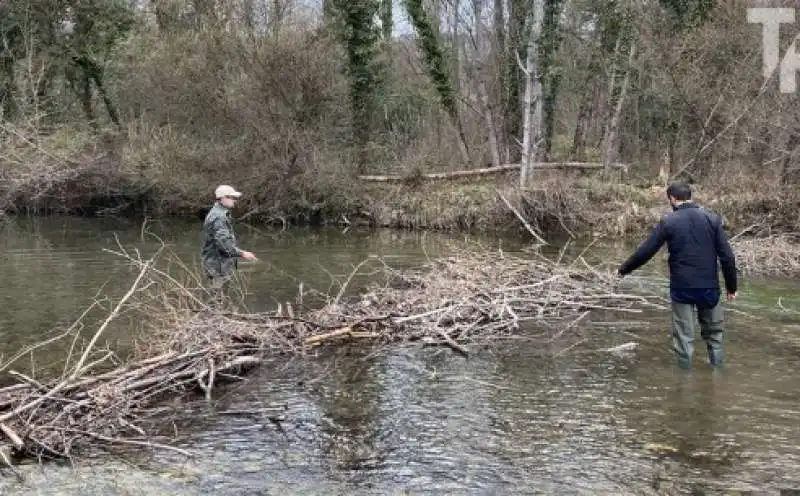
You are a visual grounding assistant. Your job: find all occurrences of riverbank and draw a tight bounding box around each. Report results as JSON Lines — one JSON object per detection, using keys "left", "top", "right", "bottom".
{"left": 3, "top": 159, "right": 798, "bottom": 242}
{"left": 2, "top": 131, "right": 799, "bottom": 243}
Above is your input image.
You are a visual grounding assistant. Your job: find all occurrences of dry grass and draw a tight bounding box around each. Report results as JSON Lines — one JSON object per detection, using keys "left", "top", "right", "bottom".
{"left": 359, "top": 173, "right": 665, "bottom": 237}
{"left": 732, "top": 234, "right": 800, "bottom": 278}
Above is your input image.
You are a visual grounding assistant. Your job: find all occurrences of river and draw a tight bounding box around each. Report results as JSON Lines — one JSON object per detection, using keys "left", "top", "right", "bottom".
{"left": 1, "top": 215, "right": 799, "bottom": 495}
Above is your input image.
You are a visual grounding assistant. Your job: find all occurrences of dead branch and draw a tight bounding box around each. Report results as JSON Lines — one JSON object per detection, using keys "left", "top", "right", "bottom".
{"left": 496, "top": 188, "right": 547, "bottom": 244}
{"left": 0, "top": 239, "right": 669, "bottom": 462}
{"left": 357, "top": 162, "right": 629, "bottom": 182}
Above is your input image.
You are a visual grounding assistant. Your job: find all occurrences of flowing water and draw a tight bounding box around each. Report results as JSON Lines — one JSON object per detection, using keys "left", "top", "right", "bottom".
{"left": 1, "top": 216, "right": 799, "bottom": 495}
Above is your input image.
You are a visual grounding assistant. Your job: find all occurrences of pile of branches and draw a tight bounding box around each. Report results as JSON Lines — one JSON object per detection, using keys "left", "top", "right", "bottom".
{"left": 0, "top": 241, "right": 666, "bottom": 464}
{"left": 296, "top": 247, "right": 667, "bottom": 353}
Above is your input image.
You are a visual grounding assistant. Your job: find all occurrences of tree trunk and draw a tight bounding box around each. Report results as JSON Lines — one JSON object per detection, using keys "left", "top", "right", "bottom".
{"left": 539, "top": 0, "right": 564, "bottom": 161}
{"left": 76, "top": 61, "right": 97, "bottom": 129}
{"left": 493, "top": 0, "right": 506, "bottom": 160}
{"left": 520, "top": 0, "right": 544, "bottom": 187}
{"left": 603, "top": 39, "right": 636, "bottom": 169}
{"left": 779, "top": 128, "right": 800, "bottom": 183}
{"left": 381, "top": 0, "right": 392, "bottom": 40}
{"left": 470, "top": 1, "right": 501, "bottom": 168}
{"left": 478, "top": 76, "right": 501, "bottom": 167}
{"left": 404, "top": 0, "right": 471, "bottom": 165}
{"left": 451, "top": 0, "right": 460, "bottom": 97}
{"left": 503, "top": 0, "right": 527, "bottom": 164}
{"left": 541, "top": 72, "right": 560, "bottom": 161}
{"left": 93, "top": 69, "right": 121, "bottom": 129}
{"left": 597, "top": 33, "right": 623, "bottom": 148}
{"left": 571, "top": 84, "right": 593, "bottom": 161}
{"left": 73, "top": 56, "right": 121, "bottom": 130}
{"left": 0, "top": 54, "right": 17, "bottom": 120}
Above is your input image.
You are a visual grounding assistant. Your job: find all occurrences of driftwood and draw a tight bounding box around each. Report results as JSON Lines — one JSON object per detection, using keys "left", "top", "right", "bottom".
{"left": 358, "top": 162, "right": 630, "bottom": 182}
{"left": 0, "top": 239, "right": 665, "bottom": 463}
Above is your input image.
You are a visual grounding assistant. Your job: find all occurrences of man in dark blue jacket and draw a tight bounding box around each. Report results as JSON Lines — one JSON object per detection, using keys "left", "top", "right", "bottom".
{"left": 617, "top": 182, "right": 738, "bottom": 369}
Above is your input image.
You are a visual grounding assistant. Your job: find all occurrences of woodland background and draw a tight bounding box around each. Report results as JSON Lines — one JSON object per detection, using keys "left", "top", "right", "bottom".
{"left": 0, "top": 0, "right": 796, "bottom": 231}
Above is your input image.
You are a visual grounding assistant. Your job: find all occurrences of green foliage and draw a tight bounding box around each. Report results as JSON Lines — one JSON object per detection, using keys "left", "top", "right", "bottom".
{"left": 0, "top": 0, "right": 135, "bottom": 66}
{"left": 67, "top": 0, "right": 136, "bottom": 62}
{"left": 659, "top": 0, "right": 716, "bottom": 30}
{"left": 0, "top": 0, "right": 135, "bottom": 125}
{"left": 403, "top": 0, "right": 459, "bottom": 124}
{"left": 327, "top": 0, "right": 385, "bottom": 170}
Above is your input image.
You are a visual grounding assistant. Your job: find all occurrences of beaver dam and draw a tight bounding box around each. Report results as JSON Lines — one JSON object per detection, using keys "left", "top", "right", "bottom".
{"left": 0, "top": 240, "right": 672, "bottom": 464}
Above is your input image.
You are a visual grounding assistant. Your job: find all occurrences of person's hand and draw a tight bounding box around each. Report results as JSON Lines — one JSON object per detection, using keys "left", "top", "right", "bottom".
{"left": 726, "top": 291, "right": 736, "bottom": 302}
{"left": 240, "top": 250, "right": 258, "bottom": 261}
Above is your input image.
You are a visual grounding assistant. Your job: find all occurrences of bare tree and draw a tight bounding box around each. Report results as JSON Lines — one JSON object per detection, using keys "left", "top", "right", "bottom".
{"left": 520, "top": 0, "right": 544, "bottom": 186}
{"left": 604, "top": 38, "right": 636, "bottom": 169}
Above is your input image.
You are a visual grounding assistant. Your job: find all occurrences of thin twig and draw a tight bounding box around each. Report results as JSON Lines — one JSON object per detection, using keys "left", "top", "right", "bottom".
{"left": 70, "top": 249, "right": 160, "bottom": 381}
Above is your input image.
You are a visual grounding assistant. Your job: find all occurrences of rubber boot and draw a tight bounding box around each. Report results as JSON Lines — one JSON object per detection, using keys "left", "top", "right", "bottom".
{"left": 707, "top": 343, "right": 724, "bottom": 367}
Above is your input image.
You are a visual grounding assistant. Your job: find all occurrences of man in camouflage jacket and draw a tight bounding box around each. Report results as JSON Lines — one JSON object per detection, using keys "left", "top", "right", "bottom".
{"left": 202, "top": 185, "right": 257, "bottom": 299}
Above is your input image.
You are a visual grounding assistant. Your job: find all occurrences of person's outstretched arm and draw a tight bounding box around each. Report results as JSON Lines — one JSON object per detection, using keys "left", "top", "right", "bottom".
{"left": 713, "top": 216, "right": 737, "bottom": 296}
{"left": 618, "top": 220, "right": 667, "bottom": 276}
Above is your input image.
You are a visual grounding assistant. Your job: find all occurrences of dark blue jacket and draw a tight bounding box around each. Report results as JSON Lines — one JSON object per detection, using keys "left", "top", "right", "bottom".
{"left": 618, "top": 203, "right": 737, "bottom": 303}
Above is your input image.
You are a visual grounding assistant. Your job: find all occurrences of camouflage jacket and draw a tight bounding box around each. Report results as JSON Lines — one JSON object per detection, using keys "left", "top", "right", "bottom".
{"left": 201, "top": 203, "right": 242, "bottom": 278}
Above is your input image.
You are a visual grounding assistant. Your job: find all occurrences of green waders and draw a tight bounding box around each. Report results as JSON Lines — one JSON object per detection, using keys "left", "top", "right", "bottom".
{"left": 670, "top": 301, "right": 725, "bottom": 369}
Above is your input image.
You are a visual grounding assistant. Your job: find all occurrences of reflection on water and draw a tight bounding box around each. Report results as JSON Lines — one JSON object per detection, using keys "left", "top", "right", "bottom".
{"left": 0, "top": 216, "right": 799, "bottom": 494}
{"left": 6, "top": 334, "right": 800, "bottom": 495}
{"left": 0, "top": 216, "right": 514, "bottom": 361}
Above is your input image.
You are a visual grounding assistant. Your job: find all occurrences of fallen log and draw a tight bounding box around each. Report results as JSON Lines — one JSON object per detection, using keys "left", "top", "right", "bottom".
{"left": 358, "top": 162, "right": 629, "bottom": 182}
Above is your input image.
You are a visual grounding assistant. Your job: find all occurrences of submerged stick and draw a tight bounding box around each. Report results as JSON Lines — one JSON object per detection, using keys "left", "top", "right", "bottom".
{"left": 304, "top": 327, "right": 353, "bottom": 346}
{"left": 435, "top": 329, "right": 469, "bottom": 357}
{"left": 61, "top": 429, "right": 192, "bottom": 457}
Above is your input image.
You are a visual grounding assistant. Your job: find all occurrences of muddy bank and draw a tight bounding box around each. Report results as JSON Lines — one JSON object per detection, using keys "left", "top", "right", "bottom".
{"left": 4, "top": 165, "right": 797, "bottom": 241}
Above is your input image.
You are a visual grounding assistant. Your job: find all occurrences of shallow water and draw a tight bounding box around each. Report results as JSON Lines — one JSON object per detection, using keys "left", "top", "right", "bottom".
{"left": 1, "top": 216, "right": 799, "bottom": 495}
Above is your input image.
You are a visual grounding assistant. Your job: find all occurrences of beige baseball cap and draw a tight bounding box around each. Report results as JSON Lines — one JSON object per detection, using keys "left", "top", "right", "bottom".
{"left": 215, "top": 185, "right": 242, "bottom": 199}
